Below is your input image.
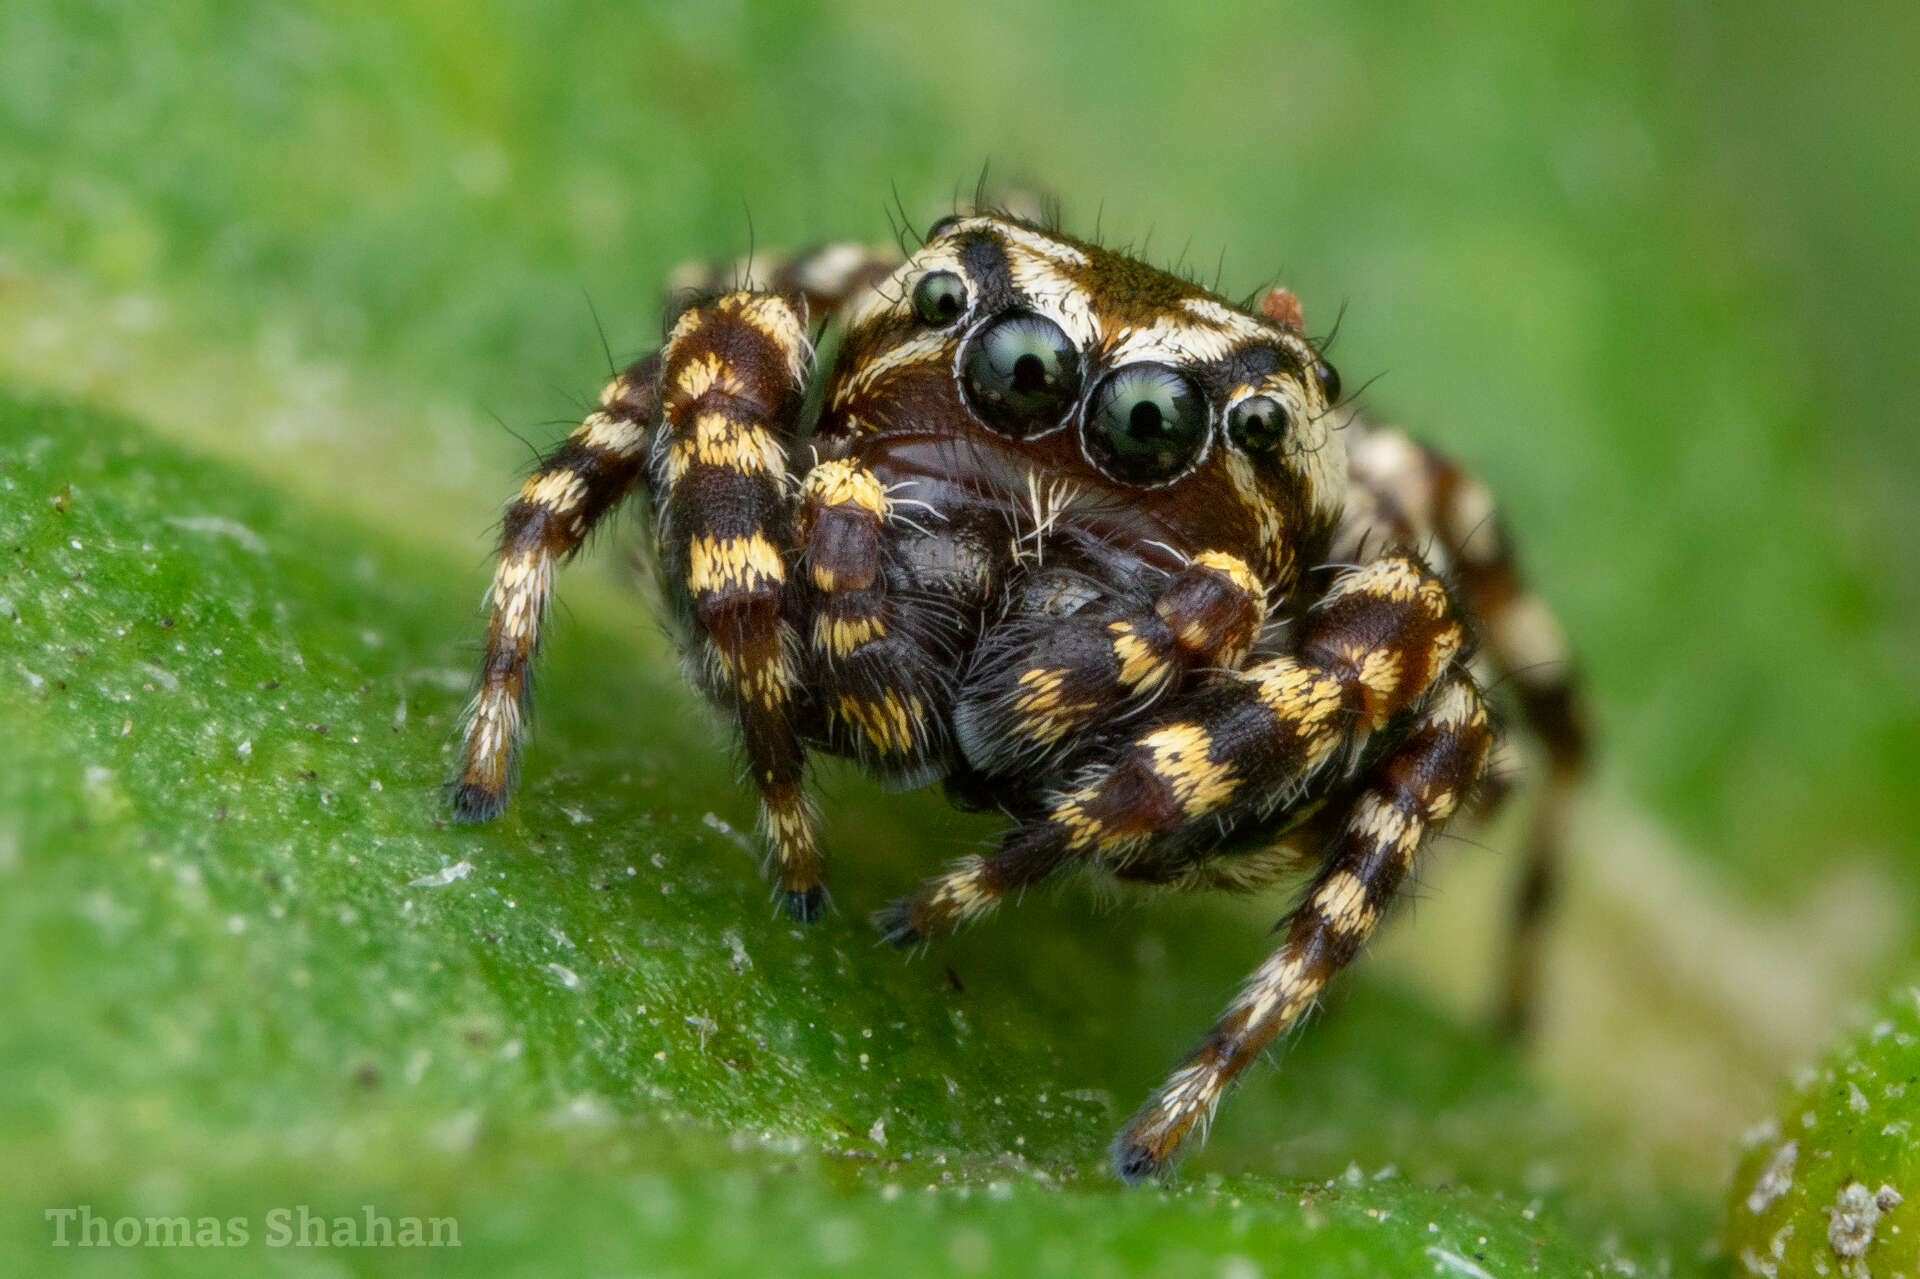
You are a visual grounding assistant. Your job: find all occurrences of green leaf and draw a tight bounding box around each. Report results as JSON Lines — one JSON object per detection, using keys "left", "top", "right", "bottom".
{"left": 1726, "top": 980, "right": 1920, "bottom": 1278}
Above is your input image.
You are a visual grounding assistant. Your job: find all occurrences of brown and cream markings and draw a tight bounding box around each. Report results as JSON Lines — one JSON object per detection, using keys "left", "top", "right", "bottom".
{"left": 451, "top": 210, "right": 1586, "bottom": 1182}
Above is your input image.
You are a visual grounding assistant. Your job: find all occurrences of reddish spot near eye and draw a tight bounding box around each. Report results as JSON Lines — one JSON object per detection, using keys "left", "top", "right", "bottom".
{"left": 1257, "top": 287, "right": 1306, "bottom": 333}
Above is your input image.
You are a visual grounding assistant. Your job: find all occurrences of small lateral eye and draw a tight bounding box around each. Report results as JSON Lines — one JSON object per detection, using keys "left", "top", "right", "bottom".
{"left": 1228, "top": 394, "right": 1291, "bottom": 451}
{"left": 961, "top": 309, "right": 1083, "bottom": 437}
{"left": 1083, "top": 364, "right": 1209, "bottom": 484}
{"left": 911, "top": 271, "right": 968, "bottom": 326}
{"left": 1314, "top": 358, "right": 1342, "bottom": 404}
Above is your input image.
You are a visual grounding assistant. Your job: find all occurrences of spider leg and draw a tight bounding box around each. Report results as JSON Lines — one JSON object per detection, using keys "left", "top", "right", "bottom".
{"left": 876, "top": 554, "right": 1468, "bottom": 944}
{"left": 668, "top": 243, "right": 904, "bottom": 329}
{"left": 652, "top": 292, "right": 825, "bottom": 920}
{"left": 1344, "top": 425, "right": 1590, "bottom": 1032}
{"left": 1111, "top": 669, "right": 1494, "bottom": 1183}
{"left": 451, "top": 354, "right": 661, "bottom": 820}
{"left": 952, "top": 550, "right": 1267, "bottom": 780}
{"left": 796, "top": 458, "right": 955, "bottom": 789}
{"left": 873, "top": 549, "right": 1269, "bottom": 941}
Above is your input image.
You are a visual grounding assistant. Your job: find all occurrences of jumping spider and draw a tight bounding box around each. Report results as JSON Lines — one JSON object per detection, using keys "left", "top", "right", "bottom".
{"left": 450, "top": 210, "right": 1586, "bottom": 1181}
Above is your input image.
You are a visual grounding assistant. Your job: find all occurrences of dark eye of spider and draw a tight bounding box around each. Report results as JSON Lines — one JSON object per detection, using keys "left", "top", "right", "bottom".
{"left": 1315, "top": 358, "right": 1342, "bottom": 403}
{"left": 911, "top": 271, "right": 967, "bottom": 326}
{"left": 1228, "top": 394, "right": 1291, "bottom": 451}
{"left": 960, "top": 310, "right": 1082, "bottom": 437}
{"left": 1082, "top": 364, "right": 1209, "bottom": 484}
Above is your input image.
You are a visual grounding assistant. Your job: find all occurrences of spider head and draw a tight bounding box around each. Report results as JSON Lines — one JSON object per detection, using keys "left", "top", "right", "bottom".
{"left": 819, "top": 215, "right": 1346, "bottom": 585}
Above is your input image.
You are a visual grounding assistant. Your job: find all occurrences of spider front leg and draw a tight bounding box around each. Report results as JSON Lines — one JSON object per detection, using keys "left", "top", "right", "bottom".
{"left": 951, "top": 550, "right": 1268, "bottom": 781}
{"left": 650, "top": 292, "right": 826, "bottom": 920}
{"left": 878, "top": 554, "right": 1489, "bottom": 1179}
{"left": 878, "top": 554, "right": 1467, "bottom": 946}
{"left": 875, "top": 550, "right": 1269, "bottom": 941}
{"left": 795, "top": 459, "right": 956, "bottom": 789}
{"left": 1111, "top": 670, "right": 1493, "bottom": 1181}
{"left": 451, "top": 354, "right": 661, "bottom": 819}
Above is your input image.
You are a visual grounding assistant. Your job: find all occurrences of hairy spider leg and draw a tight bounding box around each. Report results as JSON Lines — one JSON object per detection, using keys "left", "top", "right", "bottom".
{"left": 952, "top": 550, "right": 1269, "bottom": 781}
{"left": 875, "top": 555, "right": 1468, "bottom": 946}
{"left": 1343, "top": 425, "right": 1589, "bottom": 1033}
{"left": 651, "top": 292, "right": 827, "bottom": 920}
{"left": 668, "top": 243, "right": 905, "bottom": 330}
{"left": 451, "top": 354, "right": 662, "bottom": 821}
{"left": 796, "top": 458, "right": 958, "bottom": 789}
{"left": 1111, "top": 669, "right": 1493, "bottom": 1182}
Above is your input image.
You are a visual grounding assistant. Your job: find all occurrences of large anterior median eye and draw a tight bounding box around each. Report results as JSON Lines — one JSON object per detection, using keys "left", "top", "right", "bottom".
{"left": 960, "top": 310, "right": 1082, "bottom": 437}
{"left": 1083, "top": 364, "right": 1209, "bottom": 484}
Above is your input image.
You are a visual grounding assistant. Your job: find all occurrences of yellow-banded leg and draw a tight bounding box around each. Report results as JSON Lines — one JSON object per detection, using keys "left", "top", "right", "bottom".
{"left": 797, "top": 459, "right": 951, "bottom": 789}
{"left": 451, "top": 355, "right": 661, "bottom": 820}
{"left": 1427, "top": 452, "right": 1585, "bottom": 1034}
{"left": 1111, "top": 670, "right": 1494, "bottom": 1182}
{"left": 652, "top": 292, "right": 825, "bottom": 920}
{"left": 1346, "top": 425, "right": 1590, "bottom": 1032}
{"left": 668, "top": 242, "right": 903, "bottom": 327}
{"left": 875, "top": 554, "right": 1467, "bottom": 945}
{"left": 952, "top": 550, "right": 1268, "bottom": 779}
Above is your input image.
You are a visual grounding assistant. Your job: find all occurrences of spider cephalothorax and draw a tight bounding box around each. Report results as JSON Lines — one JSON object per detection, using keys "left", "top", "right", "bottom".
{"left": 450, "top": 210, "right": 1586, "bottom": 1181}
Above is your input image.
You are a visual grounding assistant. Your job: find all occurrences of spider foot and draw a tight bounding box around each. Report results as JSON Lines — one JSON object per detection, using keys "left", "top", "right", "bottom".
{"left": 447, "top": 781, "right": 507, "bottom": 824}
{"left": 870, "top": 899, "right": 923, "bottom": 949}
{"left": 782, "top": 885, "right": 827, "bottom": 924}
{"left": 1109, "top": 1137, "right": 1164, "bottom": 1186}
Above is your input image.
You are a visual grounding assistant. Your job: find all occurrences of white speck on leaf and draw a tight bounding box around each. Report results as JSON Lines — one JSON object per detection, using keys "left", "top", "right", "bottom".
{"left": 700, "top": 811, "right": 753, "bottom": 853}
{"left": 405, "top": 667, "right": 472, "bottom": 691}
{"left": 165, "top": 514, "right": 267, "bottom": 553}
{"left": 547, "top": 963, "right": 582, "bottom": 990}
{"left": 1828, "top": 1180, "right": 1899, "bottom": 1258}
{"left": 1747, "top": 1141, "right": 1799, "bottom": 1215}
{"left": 722, "top": 927, "right": 752, "bottom": 973}
{"left": 409, "top": 860, "right": 473, "bottom": 887}
{"left": 1425, "top": 1247, "right": 1497, "bottom": 1278}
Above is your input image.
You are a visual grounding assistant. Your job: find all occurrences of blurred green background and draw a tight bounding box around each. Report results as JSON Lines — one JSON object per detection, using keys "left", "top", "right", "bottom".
{"left": 3, "top": 0, "right": 1917, "bottom": 1274}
